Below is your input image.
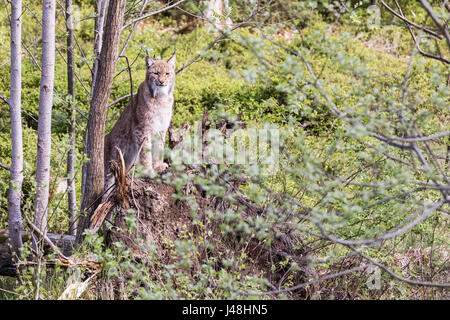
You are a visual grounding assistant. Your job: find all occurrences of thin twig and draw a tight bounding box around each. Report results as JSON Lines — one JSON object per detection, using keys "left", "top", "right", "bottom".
{"left": 0, "top": 287, "right": 19, "bottom": 296}
{"left": 122, "top": 0, "right": 189, "bottom": 30}
{"left": 108, "top": 93, "right": 135, "bottom": 108}
{"left": 0, "top": 93, "right": 8, "bottom": 105}
{"left": 245, "top": 265, "right": 367, "bottom": 296}
{"left": 176, "top": 0, "right": 275, "bottom": 74}
{"left": 0, "top": 162, "right": 10, "bottom": 171}
{"left": 22, "top": 38, "right": 88, "bottom": 120}
{"left": 419, "top": 0, "right": 450, "bottom": 48}
{"left": 119, "top": 55, "right": 133, "bottom": 104}
{"left": 119, "top": 0, "right": 149, "bottom": 56}
{"left": 380, "top": 1, "right": 443, "bottom": 39}
{"left": 25, "top": 216, "right": 68, "bottom": 260}
{"left": 385, "top": 0, "right": 450, "bottom": 64}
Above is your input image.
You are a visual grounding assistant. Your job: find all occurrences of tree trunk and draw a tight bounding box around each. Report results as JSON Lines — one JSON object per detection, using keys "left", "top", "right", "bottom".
{"left": 66, "top": 0, "right": 77, "bottom": 236}
{"left": 90, "top": 0, "right": 108, "bottom": 99}
{"left": 8, "top": 0, "right": 24, "bottom": 259}
{"left": 77, "top": 0, "right": 127, "bottom": 244}
{"left": 33, "top": 0, "right": 56, "bottom": 244}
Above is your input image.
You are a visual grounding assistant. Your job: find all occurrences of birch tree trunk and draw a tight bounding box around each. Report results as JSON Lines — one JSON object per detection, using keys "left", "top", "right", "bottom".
{"left": 66, "top": 0, "right": 76, "bottom": 236}
{"left": 33, "top": 0, "right": 56, "bottom": 242}
{"left": 77, "top": 0, "right": 127, "bottom": 244}
{"left": 8, "top": 0, "right": 24, "bottom": 259}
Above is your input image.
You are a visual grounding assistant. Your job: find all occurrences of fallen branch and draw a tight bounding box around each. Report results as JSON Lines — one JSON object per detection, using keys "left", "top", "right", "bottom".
{"left": 25, "top": 217, "right": 68, "bottom": 260}
{"left": 0, "top": 220, "right": 100, "bottom": 277}
{"left": 90, "top": 146, "right": 129, "bottom": 232}
{"left": 26, "top": 218, "right": 101, "bottom": 271}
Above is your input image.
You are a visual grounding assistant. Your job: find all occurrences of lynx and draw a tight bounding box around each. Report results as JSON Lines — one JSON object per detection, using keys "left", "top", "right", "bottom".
{"left": 104, "top": 51, "right": 176, "bottom": 192}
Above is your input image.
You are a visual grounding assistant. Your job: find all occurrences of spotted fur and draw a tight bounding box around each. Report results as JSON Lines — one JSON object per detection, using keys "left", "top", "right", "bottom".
{"left": 104, "top": 51, "right": 176, "bottom": 192}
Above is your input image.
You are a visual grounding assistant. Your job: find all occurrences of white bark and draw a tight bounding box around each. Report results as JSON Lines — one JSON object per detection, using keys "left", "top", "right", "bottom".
{"left": 8, "top": 0, "right": 24, "bottom": 258}
{"left": 66, "top": 0, "right": 77, "bottom": 236}
{"left": 34, "top": 0, "right": 56, "bottom": 239}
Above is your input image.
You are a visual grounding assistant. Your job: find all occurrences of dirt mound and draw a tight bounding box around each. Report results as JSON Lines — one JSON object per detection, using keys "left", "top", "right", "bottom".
{"left": 89, "top": 114, "right": 312, "bottom": 297}
{"left": 105, "top": 176, "right": 191, "bottom": 263}
{"left": 96, "top": 170, "right": 312, "bottom": 297}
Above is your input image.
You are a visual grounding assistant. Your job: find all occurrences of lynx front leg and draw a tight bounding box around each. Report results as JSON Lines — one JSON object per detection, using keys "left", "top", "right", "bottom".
{"left": 138, "top": 138, "right": 154, "bottom": 175}
{"left": 152, "top": 130, "right": 168, "bottom": 172}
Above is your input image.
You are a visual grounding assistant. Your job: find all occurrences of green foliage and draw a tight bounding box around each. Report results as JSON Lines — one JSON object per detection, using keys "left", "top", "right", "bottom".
{"left": 0, "top": 0, "right": 448, "bottom": 300}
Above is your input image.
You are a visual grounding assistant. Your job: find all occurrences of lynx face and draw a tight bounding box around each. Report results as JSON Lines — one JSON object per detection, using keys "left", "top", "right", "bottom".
{"left": 146, "top": 52, "right": 176, "bottom": 98}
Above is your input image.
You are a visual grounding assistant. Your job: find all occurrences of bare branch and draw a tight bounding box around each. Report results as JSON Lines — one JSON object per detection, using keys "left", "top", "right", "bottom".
{"left": 119, "top": 0, "right": 149, "bottom": 56}
{"left": 22, "top": 38, "right": 88, "bottom": 120}
{"left": 381, "top": 1, "right": 443, "bottom": 39}
{"left": 26, "top": 216, "right": 67, "bottom": 260}
{"left": 119, "top": 55, "right": 133, "bottom": 104}
{"left": 122, "top": 0, "right": 189, "bottom": 30}
{"left": 254, "top": 265, "right": 367, "bottom": 296}
{"left": 112, "top": 1, "right": 275, "bottom": 104}
{"left": 295, "top": 223, "right": 450, "bottom": 288}
{"left": 176, "top": 0, "right": 276, "bottom": 74}
{"left": 384, "top": 0, "right": 450, "bottom": 64}
{"left": 0, "top": 163, "right": 10, "bottom": 171}
{"left": 388, "top": 131, "right": 450, "bottom": 142}
{"left": 419, "top": 0, "right": 450, "bottom": 48}
{"left": 2, "top": 0, "right": 10, "bottom": 23}
{"left": 108, "top": 92, "right": 135, "bottom": 108}
{"left": 0, "top": 93, "right": 8, "bottom": 105}
{"left": 349, "top": 244, "right": 450, "bottom": 288}
{"left": 315, "top": 199, "right": 445, "bottom": 246}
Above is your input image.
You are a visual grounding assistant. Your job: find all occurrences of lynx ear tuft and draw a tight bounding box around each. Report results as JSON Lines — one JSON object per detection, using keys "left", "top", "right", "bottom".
{"left": 167, "top": 50, "right": 176, "bottom": 68}
{"left": 145, "top": 51, "right": 154, "bottom": 68}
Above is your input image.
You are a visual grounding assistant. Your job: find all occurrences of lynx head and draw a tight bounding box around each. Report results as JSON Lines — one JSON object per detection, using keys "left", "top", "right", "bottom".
{"left": 145, "top": 50, "right": 176, "bottom": 98}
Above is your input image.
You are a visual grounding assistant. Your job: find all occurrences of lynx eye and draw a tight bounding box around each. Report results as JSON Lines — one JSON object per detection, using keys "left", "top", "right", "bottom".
{"left": 165, "top": 73, "right": 169, "bottom": 75}
{"left": 153, "top": 72, "right": 160, "bottom": 75}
